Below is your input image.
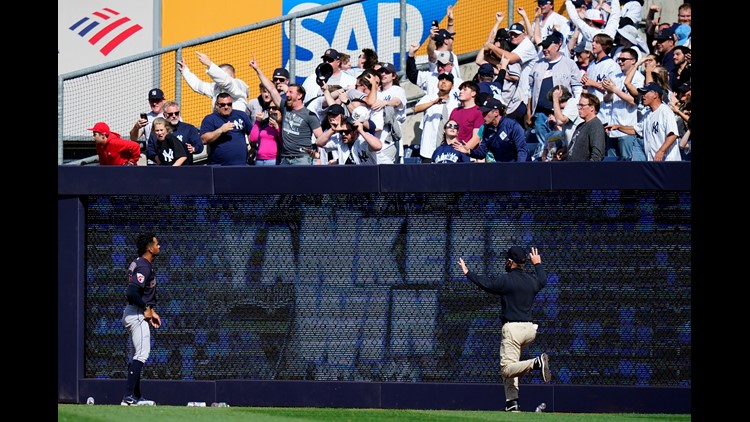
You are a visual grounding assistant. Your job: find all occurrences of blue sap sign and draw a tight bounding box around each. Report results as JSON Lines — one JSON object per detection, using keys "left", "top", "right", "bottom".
{"left": 283, "top": 0, "right": 454, "bottom": 83}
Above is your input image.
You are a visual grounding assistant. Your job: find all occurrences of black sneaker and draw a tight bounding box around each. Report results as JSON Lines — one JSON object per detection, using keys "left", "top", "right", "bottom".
{"left": 540, "top": 353, "right": 551, "bottom": 383}
{"left": 121, "top": 395, "right": 138, "bottom": 406}
{"left": 505, "top": 399, "right": 519, "bottom": 412}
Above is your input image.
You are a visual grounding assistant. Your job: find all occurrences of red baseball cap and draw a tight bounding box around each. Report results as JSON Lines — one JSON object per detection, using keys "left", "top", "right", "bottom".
{"left": 87, "top": 122, "right": 110, "bottom": 136}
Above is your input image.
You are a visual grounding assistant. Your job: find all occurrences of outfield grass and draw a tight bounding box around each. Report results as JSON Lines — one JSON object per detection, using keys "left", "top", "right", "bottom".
{"left": 58, "top": 404, "right": 691, "bottom": 422}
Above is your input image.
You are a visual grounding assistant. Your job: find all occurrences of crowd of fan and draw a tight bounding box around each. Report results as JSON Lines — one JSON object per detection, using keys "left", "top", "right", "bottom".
{"left": 87, "top": 0, "right": 691, "bottom": 166}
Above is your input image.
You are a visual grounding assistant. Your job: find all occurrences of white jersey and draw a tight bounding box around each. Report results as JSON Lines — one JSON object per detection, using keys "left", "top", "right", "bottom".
{"left": 636, "top": 103, "right": 681, "bottom": 161}
{"left": 415, "top": 92, "right": 460, "bottom": 159}
{"left": 586, "top": 56, "right": 620, "bottom": 124}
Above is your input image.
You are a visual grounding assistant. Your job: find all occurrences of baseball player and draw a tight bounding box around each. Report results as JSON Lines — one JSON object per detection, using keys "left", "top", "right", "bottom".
{"left": 121, "top": 233, "right": 162, "bottom": 406}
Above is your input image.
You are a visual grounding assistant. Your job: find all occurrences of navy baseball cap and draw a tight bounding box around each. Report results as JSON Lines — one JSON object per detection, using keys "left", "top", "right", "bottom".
{"left": 326, "top": 104, "right": 346, "bottom": 116}
{"left": 538, "top": 0, "right": 553, "bottom": 5}
{"left": 508, "top": 23, "right": 525, "bottom": 35}
{"left": 272, "top": 68, "right": 289, "bottom": 79}
{"left": 478, "top": 63, "right": 495, "bottom": 76}
{"left": 637, "top": 82, "right": 664, "bottom": 96}
{"left": 148, "top": 88, "right": 164, "bottom": 101}
{"left": 322, "top": 48, "right": 340, "bottom": 60}
{"left": 478, "top": 97, "right": 503, "bottom": 113}
{"left": 540, "top": 31, "right": 563, "bottom": 48}
{"left": 506, "top": 246, "right": 527, "bottom": 263}
{"left": 434, "top": 28, "right": 455, "bottom": 43}
{"left": 654, "top": 26, "right": 675, "bottom": 41}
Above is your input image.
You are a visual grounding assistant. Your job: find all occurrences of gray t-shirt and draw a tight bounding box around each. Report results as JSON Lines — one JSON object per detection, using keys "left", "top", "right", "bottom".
{"left": 280, "top": 107, "right": 322, "bottom": 158}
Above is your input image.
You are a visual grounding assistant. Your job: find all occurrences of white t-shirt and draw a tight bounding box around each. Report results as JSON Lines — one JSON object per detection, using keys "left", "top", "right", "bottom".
{"left": 607, "top": 68, "right": 644, "bottom": 138}
{"left": 512, "top": 37, "right": 539, "bottom": 100}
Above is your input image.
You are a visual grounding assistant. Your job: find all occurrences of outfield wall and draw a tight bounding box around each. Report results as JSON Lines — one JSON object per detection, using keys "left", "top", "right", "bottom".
{"left": 58, "top": 163, "right": 691, "bottom": 413}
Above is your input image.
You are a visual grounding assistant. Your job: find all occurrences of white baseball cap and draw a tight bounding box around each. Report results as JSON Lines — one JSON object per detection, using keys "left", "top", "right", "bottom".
{"left": 351, "top": 106, "right": 370, "bottom": 123}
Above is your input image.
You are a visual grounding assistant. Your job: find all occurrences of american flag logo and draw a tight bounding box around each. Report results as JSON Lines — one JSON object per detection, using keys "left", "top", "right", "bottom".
{"left": 68, "top": 8, "right": 142, "bottom": 56}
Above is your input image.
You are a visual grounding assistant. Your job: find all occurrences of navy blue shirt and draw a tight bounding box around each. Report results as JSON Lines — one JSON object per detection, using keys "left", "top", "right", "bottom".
{"left": 472, "top": 118, "right": 528, "bottom": 162}
{"left": 126, "top": 256, "right": 157, "bottom": 308}
{"left": 200, "top": 109, "right": 252, "bottom": 166}
{"left": 147, "top": 121, "right": 203, "bottom": 165}
{"left": 432, "top": 142, "right": 472, "bottom": 163}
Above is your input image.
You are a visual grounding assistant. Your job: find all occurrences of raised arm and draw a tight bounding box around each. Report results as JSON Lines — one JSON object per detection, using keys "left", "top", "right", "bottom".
{"left": 248, "top": 55, "right": 282, "bottom": 108}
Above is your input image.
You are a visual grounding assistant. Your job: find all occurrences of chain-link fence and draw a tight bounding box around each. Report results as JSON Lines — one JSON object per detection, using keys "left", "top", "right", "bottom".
{"left": 85, "top": 190, "right": 690, "bottom": 386}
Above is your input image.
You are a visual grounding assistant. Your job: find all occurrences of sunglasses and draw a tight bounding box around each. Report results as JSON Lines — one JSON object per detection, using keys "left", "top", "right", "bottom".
{"left": 322, "top": 57, "right": 335, "bottom": 63}
{"left": 445, "top": 123, "right": 459, "bottom": 129}
{"left": 217, "top": 102, "right": 232, "bottom": 107}
{"left": 273, "top": 78, "right": 287, "bottom": 83}
{"left": 164, "top": 111, "right": 180, "bottom": 117}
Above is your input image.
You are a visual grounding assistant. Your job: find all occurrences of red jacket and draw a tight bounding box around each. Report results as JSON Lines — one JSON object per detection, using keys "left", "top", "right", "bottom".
{"left": 96, "top": 132, "right": 141, "bottom": 165}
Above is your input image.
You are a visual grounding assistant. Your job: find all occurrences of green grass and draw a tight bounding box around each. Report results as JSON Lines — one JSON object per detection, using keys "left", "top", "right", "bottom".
{"left": 58, "top": 404, "right": 691, "bottom": 422}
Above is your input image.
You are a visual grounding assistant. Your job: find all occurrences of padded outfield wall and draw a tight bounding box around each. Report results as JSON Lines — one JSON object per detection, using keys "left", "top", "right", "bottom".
{"left": 58, "top": 163, "right": 691, "bottom": 413}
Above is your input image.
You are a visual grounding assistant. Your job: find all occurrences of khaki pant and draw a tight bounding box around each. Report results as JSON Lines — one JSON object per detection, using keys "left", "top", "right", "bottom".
{"left": 500, "top": 322, "right": 538, "bottom": 401}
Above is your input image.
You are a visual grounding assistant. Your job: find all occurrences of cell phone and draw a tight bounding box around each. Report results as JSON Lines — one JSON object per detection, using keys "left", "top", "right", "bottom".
{"left": 299, "top": 147, "right": 316, "bottom": 154}
{"left": 140, "top": 113, "right": 148, "bottom": 120}
{"left": 432, "top": 20, "right": 439, "bottom": 28}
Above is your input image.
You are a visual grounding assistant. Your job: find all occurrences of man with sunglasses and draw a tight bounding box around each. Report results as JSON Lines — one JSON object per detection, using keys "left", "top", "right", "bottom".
{"left": 301, "top": 48, "right": 357, "bottom": 104}
{"left": 146, "top": 101, "right": 204, "bottom": 165}
{"left": 602, "top": 47, "right": 645, "bottom": 161}
{"left": 199, "top": 92, "right": 253, "bottom": 166}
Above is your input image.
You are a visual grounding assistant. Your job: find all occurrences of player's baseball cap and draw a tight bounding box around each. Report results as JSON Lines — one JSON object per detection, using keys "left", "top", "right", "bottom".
{"left": 272, "top": 68, "right": 290, "bottom": 79}
{"left": 87, "top": 122, "right": 110, "bottom": 136}
{"left": 478, "top": 97, "right": 503, "bottom": 113}
{"left": 148, "top": 88, "right": 165, "bottom": 101}
{"left": 508, "top": 23, "right": 525, "bottom": 35}
{"left": 637, "top": 82, "right": 664, "bottom": 96}
{"left": 506, "top": 246, "right": 527, "bottom": 263}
